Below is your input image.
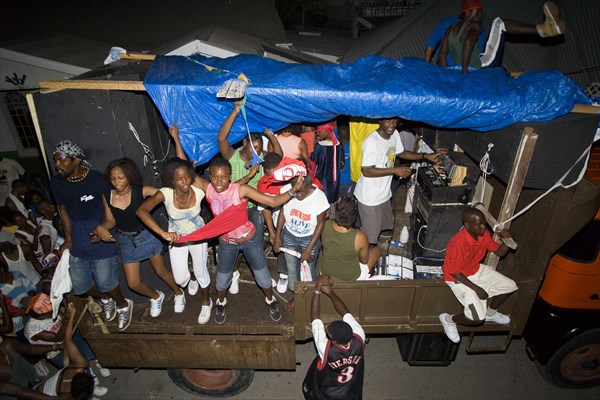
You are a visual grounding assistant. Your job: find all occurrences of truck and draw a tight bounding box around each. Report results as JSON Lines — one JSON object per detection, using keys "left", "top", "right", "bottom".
{"left": 27, "top": 56, "right": 600, "bottom": 396}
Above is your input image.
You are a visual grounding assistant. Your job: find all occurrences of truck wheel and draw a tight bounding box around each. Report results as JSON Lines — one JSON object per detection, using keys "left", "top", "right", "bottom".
{"left": 167, "top": 368, "right": 254, "bottom": 397}
{"left": 538, "top": 329, "right": 600, "bottom": 388}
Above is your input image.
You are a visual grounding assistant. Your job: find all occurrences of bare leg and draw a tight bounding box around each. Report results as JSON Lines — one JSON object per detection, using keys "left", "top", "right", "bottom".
{"left": 123, "top": 262, "right": 160, "bottom": 299}
{"left": 489, "top": 292, "right": 512, "bottom": 311}
{"left": 148, "top": 254, "right": 183, "bottom": 296}
{"left": 105, "top": 285, "right": 127, "bottom": 309}
{"left": 451, "top": 312, "right": 484, "bottom": 326}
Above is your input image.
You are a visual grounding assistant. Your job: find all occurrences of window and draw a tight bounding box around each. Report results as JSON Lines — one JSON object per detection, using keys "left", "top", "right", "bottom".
{"left": 4, "top": 91, "right": 38, "bottom": 149}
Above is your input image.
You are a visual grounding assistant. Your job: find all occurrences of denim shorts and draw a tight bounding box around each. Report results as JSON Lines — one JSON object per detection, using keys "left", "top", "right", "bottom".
{"left": 117, "top": 228, "right": 163, "bottom": 264}
{"left": 69, "top": 254, "right": 119, "bottom": 295}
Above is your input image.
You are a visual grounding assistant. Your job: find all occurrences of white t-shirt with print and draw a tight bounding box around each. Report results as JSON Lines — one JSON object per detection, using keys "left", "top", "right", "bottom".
{"left": 282, "top": 186, "right": 329, "bottom": 237}
{"left": 354, "top": 130, "right": 404, "bottom": 206}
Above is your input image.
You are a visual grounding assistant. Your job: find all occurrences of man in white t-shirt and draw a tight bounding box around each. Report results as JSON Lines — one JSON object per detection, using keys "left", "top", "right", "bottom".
{"left": 0, "top": 156, "right": 25, "bottom": 206}
{"left": 353, "top": 118, "right": 445, "bottom": 245}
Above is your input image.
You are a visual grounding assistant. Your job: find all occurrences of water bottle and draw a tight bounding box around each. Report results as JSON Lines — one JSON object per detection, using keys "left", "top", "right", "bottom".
{"left": 387, "top": 240, "right": 404, "bottom": 248}
{"left": 399, "top": 226, "right": 409, "bottom": 244}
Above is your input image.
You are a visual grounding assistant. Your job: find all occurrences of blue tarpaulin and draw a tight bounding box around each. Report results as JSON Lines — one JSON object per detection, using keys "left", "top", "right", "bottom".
{"left": 144, "top": 54, "right": 591, "bottom": 164}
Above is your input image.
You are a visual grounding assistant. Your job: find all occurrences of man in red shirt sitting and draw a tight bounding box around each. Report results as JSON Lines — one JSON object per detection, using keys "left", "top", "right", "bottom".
{"left": 439, "top": 208, "right": 517, "bottom": 343}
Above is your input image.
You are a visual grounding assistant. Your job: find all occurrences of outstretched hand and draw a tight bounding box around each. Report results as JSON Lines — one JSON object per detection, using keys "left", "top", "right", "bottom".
{"left": 169, "top": 124, "right": 179, "bottom": 140}
{"left": 290, "top": 175, "right": 305, "bottom": 194}
{"left": 425, "top": 148, "right": 448, "bottom": 163}
{"left": 316, "top": 274, "right": 332, "bottom": 294}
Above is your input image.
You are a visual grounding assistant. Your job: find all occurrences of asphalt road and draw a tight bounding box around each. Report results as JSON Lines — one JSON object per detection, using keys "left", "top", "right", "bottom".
{"left": 97, "top": 336, "right": 600, "bottom": 400}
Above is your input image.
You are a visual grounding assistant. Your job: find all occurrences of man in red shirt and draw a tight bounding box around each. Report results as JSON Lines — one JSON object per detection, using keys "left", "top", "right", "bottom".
{"left": 439, "top": 208, "right": 517, "bottom": 343}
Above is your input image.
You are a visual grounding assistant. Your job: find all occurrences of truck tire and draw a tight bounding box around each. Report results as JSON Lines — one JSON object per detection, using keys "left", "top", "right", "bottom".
{"left": 167, "top": 368, "right": 254, "bottom": 397}
{"left": 537, "top": 329, "right": 600, "bottom": 388}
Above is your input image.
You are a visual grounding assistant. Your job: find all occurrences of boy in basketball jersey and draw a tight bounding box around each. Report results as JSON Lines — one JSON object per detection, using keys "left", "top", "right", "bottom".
{"left": 303, "top": 274, "right": 365, "bottom": 400}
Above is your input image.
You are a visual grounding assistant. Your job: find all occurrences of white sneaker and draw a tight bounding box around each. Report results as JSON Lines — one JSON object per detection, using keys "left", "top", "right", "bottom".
{"left": 229, "top": 270, "right": 240, "bottom": 295}
{"left": 150, "top": 290, "right": 165, "bottom": 318}
{"left": 486, "top": 311, "right": 511, "bottom": 324}
{"left": 174, "top": 292, "right": 186, "bottom": 313}
{"left": 439, "top": 313, "right": 460, "bottom": 343}
{"left": 198, "top": 299, "right": 213, "bottom": 325}
{"left": 116, "top": 299, "right": 133, "bottom": 331}
{"left": 91, "top": 359, "right": 111, "bottom": 378}
{"left": 276, "top": 274, "right": 288, "bottom": 294}
{"left": 93, "top": 385, "right": 108, "bottom": 397}
{"left": 188, "top": 279, "right": 199, "bottom": 296}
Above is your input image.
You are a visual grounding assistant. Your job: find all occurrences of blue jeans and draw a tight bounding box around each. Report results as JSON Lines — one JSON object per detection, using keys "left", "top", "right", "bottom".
{"left": 216, "top": 229, "right": 272, "bottom": 292}
{"left": 69, "top": 255, "right": 119, "bottom": 295}
{"left": 282, "top": 228, "right": 319, "bottom": 291}
{"left": 248, "top": 206, "right": 265, "bottom": 248}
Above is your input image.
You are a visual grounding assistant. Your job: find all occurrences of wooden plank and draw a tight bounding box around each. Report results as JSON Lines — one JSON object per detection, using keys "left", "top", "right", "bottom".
{"left": 39, "top": 80, "right": 146, "bottom": 91}
{"left": 119, "top": 53, "right": 156, "bottom": 60}
{"left": 486, "top": 127, "right": 538, "bottom": 268}
{"left": 473, "top": 204, "right": 518, "bottom": 249}
{"left": 571, "top": 104, "right": 600, "bottom": 114}
{"left": 25, "top": 92, "right": 52, "bottom": 180}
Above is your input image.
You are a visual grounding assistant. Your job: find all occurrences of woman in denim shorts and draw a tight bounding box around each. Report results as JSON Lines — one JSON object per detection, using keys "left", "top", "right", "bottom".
{"left": 94, "top": 158, "right": 183, "bottom": 318}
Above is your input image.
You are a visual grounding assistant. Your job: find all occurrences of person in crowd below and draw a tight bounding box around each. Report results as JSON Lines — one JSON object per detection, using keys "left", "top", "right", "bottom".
{"left": 0, "top": 302, "right": 97, "bottom": 400}
{"left": 439, "top": 0, "right": 566, "bottom": 73}
{"left": 311, "top": 122, "right": 343, "bottom": 204}
{"left": 1, "top": 240, "right": 43, "bottom": 288}
{"left": 50, "top": 140, "right": 132, "bottom": 331}
{"left": 168, "top": 129, "right": 304, "bottom": 324}
{"left": 136, "top": 157, "right": 210, "bottom": 323}
{"left": 273, "top": 173, "right": 329, "bottom": 309}
{"left": 29, "top": 173, "right": 52, "bottom": 202}
{"left": 23, "top": 285, "right": 109, "bottom": 397}
{"left": 271, "top": 124, "right": 311, "bottom": 170}
{"left": 354, "top": 118, "right": 445, "bottom": 246}
{"left": 5, "top": 179, "right": 37, "bottom": 226}
{"left": 424, "top": 1, "right": 486, "bottom": 66}
{"left": 0, "top": 206, "right": 20, "bottom": 246}
{"left": 215, "top": 104, "right": 284, "bottom": 293}
{"left": 439, "top": 208, "right": 517, "bottom": 344}
{"left": 7, "top": 211, "right": 44, "bottom": 263}
{"left": 337, "top": 124, "right": 353, "bottom": 200}
{"left": 0, "top": 156, "right": 25, "bottom": 207}
{"left": 0, "top": 265, "right": 38, "bottom": 340}
{"left": 319, "top": 197, "right": 380, "bottom": 283}
{"left": 24, "top": 190, "right": 44, "bottom": 220}
{"left": 35, "top": 200, "right": 63, "bottom": 256}
{"left": 94, "top": 158, "right": 184, "bottom": 320}
{"left": 302, "top": 274, "right": 365, "bottom": 400}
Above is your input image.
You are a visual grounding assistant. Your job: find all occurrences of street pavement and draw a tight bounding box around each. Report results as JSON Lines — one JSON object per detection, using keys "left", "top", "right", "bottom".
{"left": 97, "top": 336, "right": 599, "bottom": 400}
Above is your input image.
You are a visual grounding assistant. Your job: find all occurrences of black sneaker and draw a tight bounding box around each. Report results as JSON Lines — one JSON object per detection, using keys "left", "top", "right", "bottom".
{"left": 266, "top": 299, "right": 281, "bottom": 322}
{"left": 215, "top": 301, "right": 226, "bottom": 325}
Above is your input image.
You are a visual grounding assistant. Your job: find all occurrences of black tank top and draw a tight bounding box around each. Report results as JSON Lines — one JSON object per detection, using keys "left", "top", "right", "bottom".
{"left": 108, "top": 186, "right": 144, "bottom": 232}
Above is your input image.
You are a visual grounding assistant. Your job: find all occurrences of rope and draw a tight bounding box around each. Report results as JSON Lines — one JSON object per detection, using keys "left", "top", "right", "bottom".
{"left": 478, "top": 143, "right": 494, "bottom": 204}
{"left": 127, "top": 122, "right": 171, "bottom": 173}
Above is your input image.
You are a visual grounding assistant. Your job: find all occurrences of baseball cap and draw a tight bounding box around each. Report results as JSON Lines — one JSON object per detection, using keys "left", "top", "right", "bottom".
{"left": 461, "top": 0, "right": 483, "bottom": 13}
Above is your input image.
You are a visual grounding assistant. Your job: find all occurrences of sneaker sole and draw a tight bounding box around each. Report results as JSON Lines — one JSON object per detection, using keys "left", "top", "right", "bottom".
{"left": 543, "top": 1, "right": 565, "bottom": 35}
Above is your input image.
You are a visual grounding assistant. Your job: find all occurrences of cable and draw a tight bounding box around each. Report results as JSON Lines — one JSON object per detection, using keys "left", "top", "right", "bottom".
{"left": 127, "top": 122, "right": 171, "bottom": 176}
{"left": 416, "top": 224, "right": 446, "bottom": 253}
{"left": 478, "top": 143, "right": 494, "bottom": 204}
{"left": 492, "top": 145, "right": 592, "bottom": 231}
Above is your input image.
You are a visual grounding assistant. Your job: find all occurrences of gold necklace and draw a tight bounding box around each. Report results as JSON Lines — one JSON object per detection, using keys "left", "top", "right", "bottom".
{"left": 115, "top": 187, "right": 132, "bottom": 199}
{"left": 67, "top": 166, "right": 89, "bottom": 183}
{"left": 174, "top": 189, "right": 192, "bottom": 208}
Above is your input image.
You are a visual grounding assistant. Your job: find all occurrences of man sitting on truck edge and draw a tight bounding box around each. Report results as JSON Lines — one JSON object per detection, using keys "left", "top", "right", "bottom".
{"left": 303, "top": 274, "right": 365, "bottom": 400}
{"left": 439, "top": 208, "right": 517, "bottom": 343}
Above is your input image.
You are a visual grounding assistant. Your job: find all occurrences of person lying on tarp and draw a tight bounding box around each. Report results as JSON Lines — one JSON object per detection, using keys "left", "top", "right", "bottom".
{"left": 439, "top": 0, "right": 566, "bottom": 73}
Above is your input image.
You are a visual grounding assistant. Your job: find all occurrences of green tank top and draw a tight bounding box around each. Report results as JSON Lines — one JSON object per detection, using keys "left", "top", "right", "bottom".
{"left": 319, "top": 220, "right": 361, "bottom": 282}
{"left": 448, "top": 22, "right": 482, "bottom": 70}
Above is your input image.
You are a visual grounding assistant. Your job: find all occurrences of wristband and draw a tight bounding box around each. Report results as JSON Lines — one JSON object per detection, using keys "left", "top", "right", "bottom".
{"left": 288, "top": 190, "right": 297, "bottom": 198}
{"left": 313, "top": 289, "right": 321, "bottom": 295}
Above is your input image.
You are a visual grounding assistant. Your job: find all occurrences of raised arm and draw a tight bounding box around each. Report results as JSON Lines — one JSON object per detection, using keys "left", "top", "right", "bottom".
{"left": 439, "top": 26, "right": 451, "bottom": 67}
{"left": 461, "top": 22, "right": 482, "bottom": 74}
{"left": 217, "top": 103, "right": 241, "bottom": 160}
{"left": 239, "top": 176, "right": 304, "bottom": 208}
{"left": 169, "top": 124, "right": 188, "bottom": 161}
{"left": 263, "top": 128, "right": 283, "bottom": 157}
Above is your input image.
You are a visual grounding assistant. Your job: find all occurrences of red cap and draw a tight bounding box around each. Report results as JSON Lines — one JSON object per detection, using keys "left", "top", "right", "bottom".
{"left": 460, "top": 0, "right": 483, "bottom": 13}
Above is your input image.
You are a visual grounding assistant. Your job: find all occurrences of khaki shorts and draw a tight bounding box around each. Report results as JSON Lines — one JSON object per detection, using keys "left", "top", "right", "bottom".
{"left": 358, "top": 200, "right": 394, "bottom": 244}
{"left": 446, "top": 264, "right": 518, "bottom": 321}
